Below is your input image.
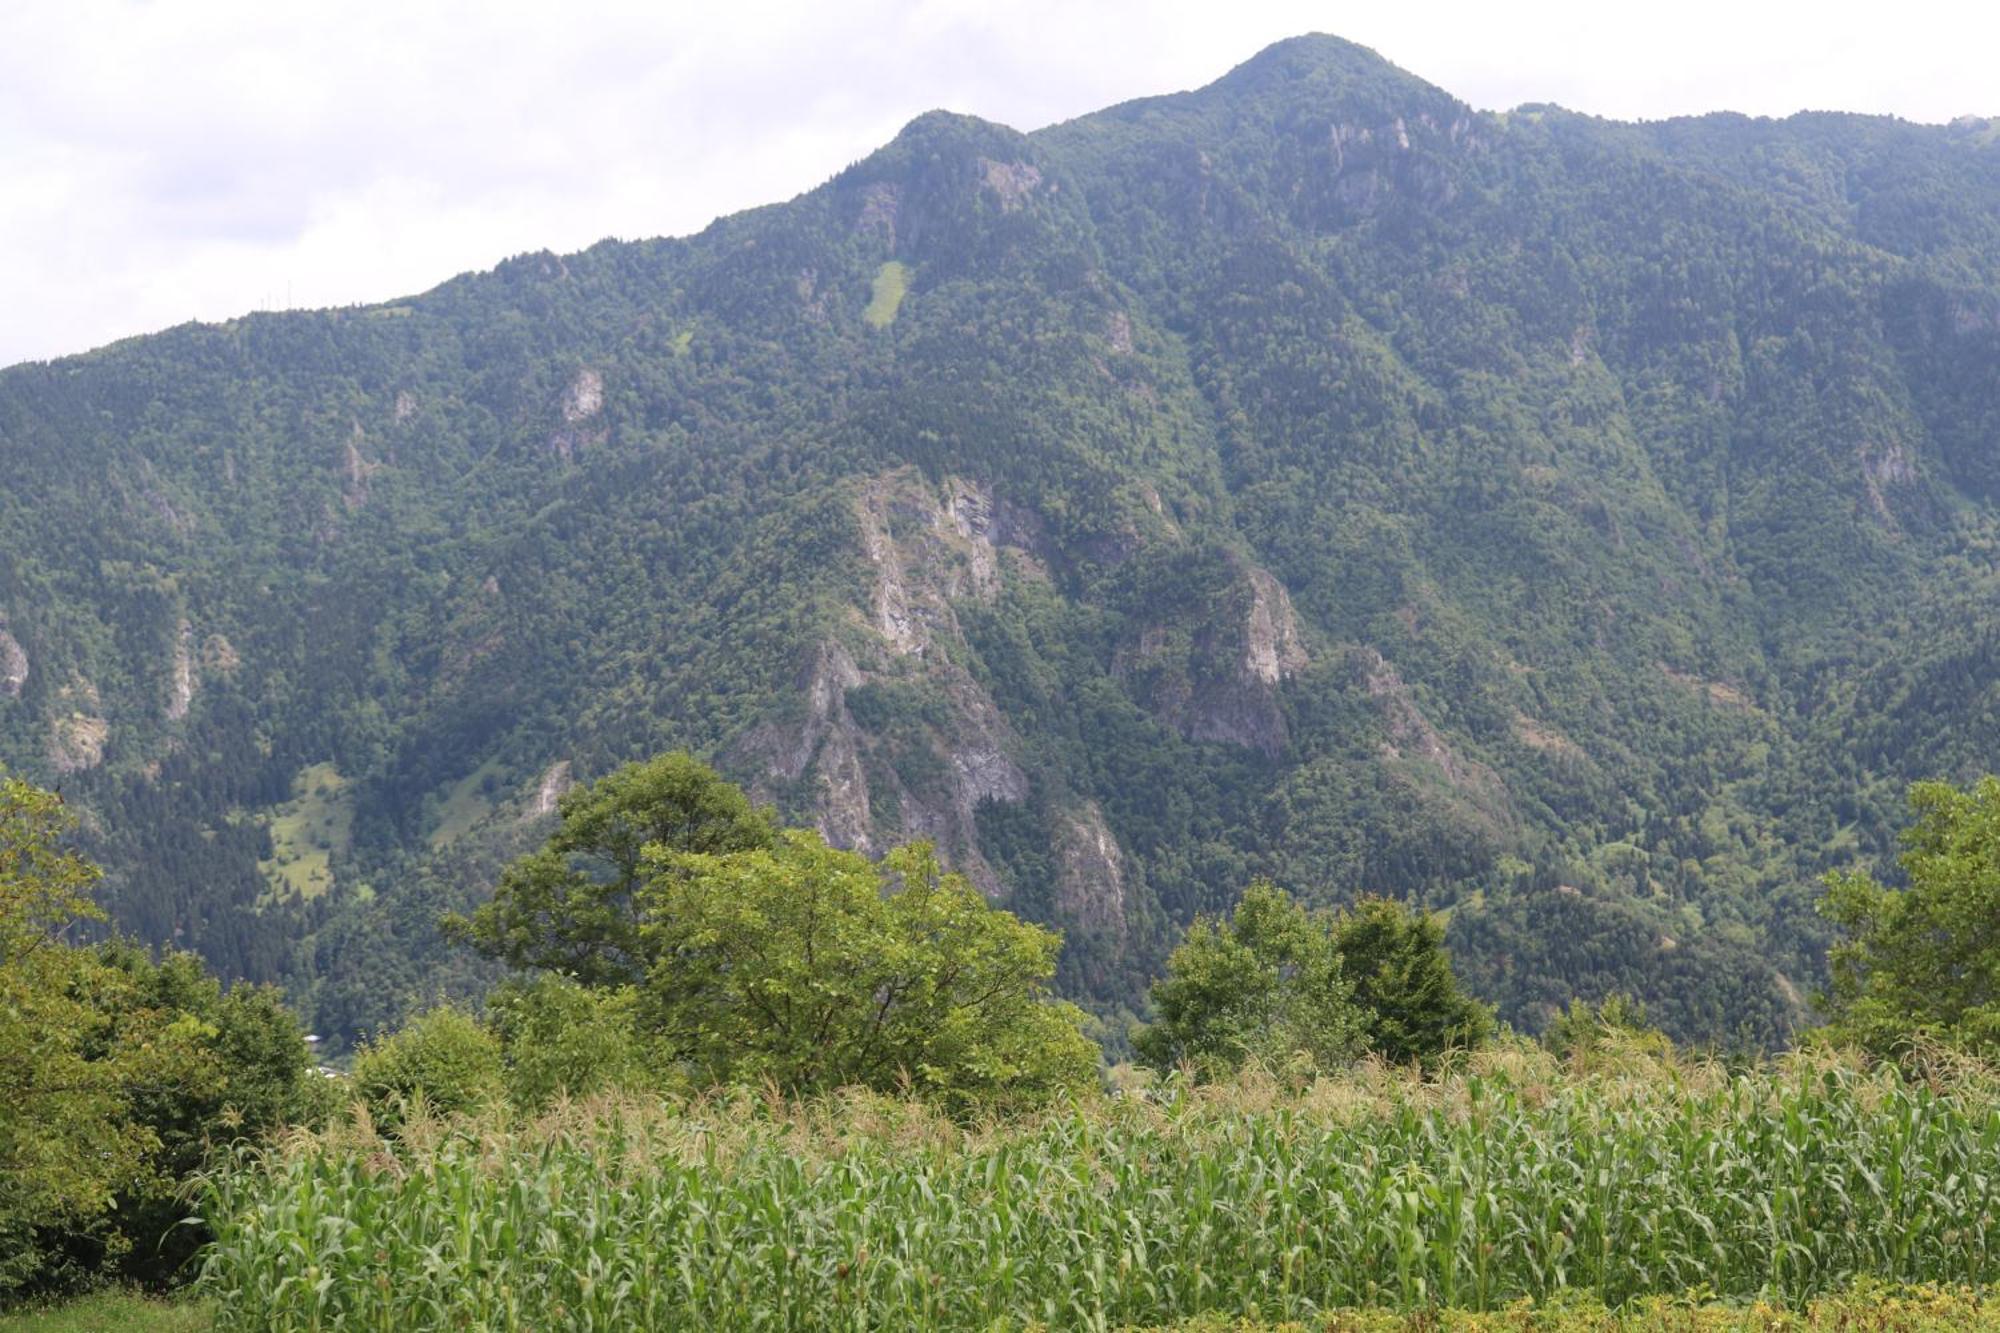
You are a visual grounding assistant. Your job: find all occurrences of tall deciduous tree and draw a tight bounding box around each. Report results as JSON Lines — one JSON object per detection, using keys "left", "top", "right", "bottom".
{"left": 1821, "top": 777, "right": 2000, "bottom": 1056}
{"left": 641, "top": 836, "right": 1096, "bottom": 1108}
{"left": 1135, "top": 884, "right": 1491, "bottom": 1078}
{"left": 1, "top": 773, "right": 315, "bottom": 1297}
{"left": 452, "top": 753, "right": 776, "bottom": 985}
{"left": 1134, "top": 882, "right": 1364, "bottom": 1077}
{"left": 455, "top": 755, "right": 1096, "bottom": 1109}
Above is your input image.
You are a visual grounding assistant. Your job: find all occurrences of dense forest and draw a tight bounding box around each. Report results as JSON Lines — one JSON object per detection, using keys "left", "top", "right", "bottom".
{"left": 1, "top": 35, "right": 1998, "bottom": 1050}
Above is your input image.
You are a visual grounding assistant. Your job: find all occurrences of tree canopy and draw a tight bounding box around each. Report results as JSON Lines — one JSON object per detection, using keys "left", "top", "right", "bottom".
{"left": 0, "top": 772, "right": 314, "bottom": 1299}
{"left": 452, "top": 752, "right": 776, "bottom": 985}
{"left": 1135, "top": 883, "right": 1489, "bottom": 1077}
{"left": 457, "top": 755, "right": 1096, "bottom": 1109}
{"left": 1820, "top": 777, "right": 2000, "bottom": 1057}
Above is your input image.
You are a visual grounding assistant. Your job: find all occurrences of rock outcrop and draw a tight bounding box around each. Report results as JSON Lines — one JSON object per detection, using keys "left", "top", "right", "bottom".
{"left": 1117, "top": 555, "right": 1309, "bottom": 756}
{"left": 736, "top": 471, "right": 1048, "bottom": 887}
{"left": 167, "top": 619, "right": 197, "bottom": 721}
{"left": 527, "top": 760, "right": 574, "bottom": 819}
{"left": 0, "top": 618, "right": 25, "bottom": 699}
{"left": 550, "top": 368, "right": 606, "bottom": 461}
{"left": 1056, "top": 802, "right": 1127, "bottom": 937}
{"left": 49, "top": 682, "right": 108, "bottom": 774}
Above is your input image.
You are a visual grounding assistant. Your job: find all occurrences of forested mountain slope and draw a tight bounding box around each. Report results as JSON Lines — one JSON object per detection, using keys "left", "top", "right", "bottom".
{"left": 2, "top": 35, "right": 1996, "bottom": 1046}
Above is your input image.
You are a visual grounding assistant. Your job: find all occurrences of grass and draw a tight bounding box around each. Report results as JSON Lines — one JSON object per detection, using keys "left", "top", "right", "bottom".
{"left": 14, "top": 1288, "right": 1999, "bottom": 1332}
{"left": 254, "top": 762, "right": 351, "bottom": 902}
{"left": 0, "top": 1292, "right": 210, "bottom": 1332}
{"left": 195, "top": 1045, "right": 2000, "bottom": 1330}
{"left": 428, "top": 757, "right": 502, "bottom": 849}
{"left": 863, "top": 261, "right": 911, "bottom": 328}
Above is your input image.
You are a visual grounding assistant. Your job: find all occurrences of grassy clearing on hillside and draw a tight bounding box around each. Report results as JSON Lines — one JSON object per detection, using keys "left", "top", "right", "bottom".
{"left": 197, "top": 1046, "right": 2000, "bottom": 1330}
{"left": 864, "top": 260, "right": 911, "bottom": 327}
{"left": 428, "top": 757, "right": 502, "bottom": 849}
{"left": 254, "top": 762, "right": 351, "bottom": 902}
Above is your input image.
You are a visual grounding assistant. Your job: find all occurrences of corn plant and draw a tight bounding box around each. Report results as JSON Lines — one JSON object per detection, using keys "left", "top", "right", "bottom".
{"left": 196, "top": 1050, "right": 2000, "bottom": 1330}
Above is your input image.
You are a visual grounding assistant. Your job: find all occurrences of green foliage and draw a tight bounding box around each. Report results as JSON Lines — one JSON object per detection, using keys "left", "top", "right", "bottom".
{"left": 1544, "top": 992, "right": 1675, "bottom": 1064}
{"left": 0, "top": 1291, "right": 211, "bottom": 1332}
{"left": 0, "top": 772, "right": 314, "bottom": 1301}
{"left": 1821, "top": 777, "right": 2000, "bottom": 1057}
{"left": 456, "top": 755, "right": 1095, "bottom": 1112}
{"left": 1136, "top": 884, "right": 1489, "bottom": 1076}
{"left": 638, "top": 836, "right": 1098, "bottom": 1110}
{"left": 1133, "top": 881, "right": 1363, "bottom": 1077}
{"left": 862, "top": 260, "right": 911, "bottom": 327}
{"left": 1332, "top": 897, "right": 1495, "bottom": 1068}
{"left": 451, "top": 753, "right": 776, "bottom": 986}
{"left": 484, "top": 975, "right": 651, "bottom": 1112}
{"left": 5, "top": 35, "right": 2000, "bottom": 1054}
{"left": 196, "top": 1050, "right": 2000, "bottom": 1328}
{"left": 349, "top": 1006, "right": 503, "bottom": 1125}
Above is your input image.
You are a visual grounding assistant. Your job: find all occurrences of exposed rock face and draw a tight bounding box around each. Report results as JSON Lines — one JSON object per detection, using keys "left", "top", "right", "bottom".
{"left": 1056, "top": 802, "right": 1127, "bottom": 937}
{"left": 1107, "top": 310, "right": 1134, "bottom": 355}
{"left": 1658, "top": 663, "right": 1755, "bottom": 711}
{"left": 1359, "top": 648, "right": 1509, "bottom": 815}
{"left": 561, "top": 369, "right": 604, "bottom": 422}
{"left": 342, "top": 421, "right": 382, "bottom": 511}
{"left": 738, "top": 470, "right": 1046, "bottom": 886}
{"left": 1513, "top": 711, "right": 1584, "bottom": 758}
{"left": 856, "top": 181, "right": 900, "bottom": 244}
{"left": 49, "top": 682, "right": 108, "bottom": 773}
{"left": 393, "top": 390, "right": 417, "bottom": 422}
{"left": 978, "top": 158, "right": 1042, "bottom": 211}
{"left": 201, "top": 633, "right": 241, "bottom": 674}
{"left": 1860, "top": 440, "right": 1917, "bottom": 521}
{"left": 1119, "top": 557, "right": 1308, "bottom": 756}
{"left": 736, "top": 639, "right": 873, "bottom": 853}
{"left": 551, "top": 368, "right": 606, "bottom": 461}
{"left": 167, "top": 619, "right": 197, "bottom": 721}
{"left": 0, "top": 618, "right": 26, "bottom": 698}
{"left": 1241, "top": 567, "right": 1308, "bottom": 686}
{"left": 528, "top": 760, "right": 574, "bottom": 818}
{"left": 855, "top": 471, "right": 1021, "bottom": 656}
{"left": 794, "top": 267, "right": 831, "bottom": 321}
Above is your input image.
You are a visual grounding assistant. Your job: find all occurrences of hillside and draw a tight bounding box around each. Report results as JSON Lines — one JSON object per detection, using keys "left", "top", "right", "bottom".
{"left": 2, "top": 35, "right": 1997, "bottom": 1047}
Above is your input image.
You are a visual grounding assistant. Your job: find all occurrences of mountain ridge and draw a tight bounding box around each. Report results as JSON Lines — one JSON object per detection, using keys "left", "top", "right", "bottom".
{"left": 3, "top": 35, "right": 1997, "bottom": 1049}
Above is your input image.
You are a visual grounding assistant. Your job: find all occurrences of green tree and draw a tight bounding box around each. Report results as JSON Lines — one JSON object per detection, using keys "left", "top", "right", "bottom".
{"left": 1544, "top": 992, "right": 1673, "bottom": 1064}
{"left": 451, "top": 754, "right": 777, "bottom": 985}
{"left": 1133, "top": 882, "right": 1364, "bottom": 1077}
{"left": 639, "top": 835, "right": 1097, "bottom": 1110}
{"left": 1820, "top": 777, "right": 2000, "bottom": 1057}
{"left": 350, "top": 1005, "right": 505, "bottom": 1125}
{"left": 1332, "top": 897, "right": 1493, "bottom": 1068}
{"left": 0, "top": 776, "right": 154, "bottom": 1296}
{"left": 454, "top": 756, "right": 1094, "bottom": 1110}
{"left": 1, "top": 773, "right": 315, "bottom": 1298}
{"left": 64, "top": 944, "right": 317, "bottom": 1289}
{"left": 485, "top": 975, "right": 651, "bottom": 1112}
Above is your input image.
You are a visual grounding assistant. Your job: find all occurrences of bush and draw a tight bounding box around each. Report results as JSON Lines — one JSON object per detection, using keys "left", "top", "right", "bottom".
{"left": 349, "top": 1006, "right": 503, "bottom": 1125}
{"left": 485, "top": 976, "right": 653, "bottom": 1112}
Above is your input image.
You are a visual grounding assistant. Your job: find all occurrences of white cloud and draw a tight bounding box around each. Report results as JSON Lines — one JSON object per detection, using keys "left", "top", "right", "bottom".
{"left": 2, "top": 0, "right": 1993, "bottom": 366}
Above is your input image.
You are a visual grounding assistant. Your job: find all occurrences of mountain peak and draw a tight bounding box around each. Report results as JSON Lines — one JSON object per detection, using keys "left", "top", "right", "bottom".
{"left": 1209, "top": 32, "right": 1439, "bottom": 103}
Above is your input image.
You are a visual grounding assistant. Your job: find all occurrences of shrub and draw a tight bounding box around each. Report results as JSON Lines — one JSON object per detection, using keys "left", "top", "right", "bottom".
{"left": 349, "top": 1006, "right": 502, "bottom": 1125}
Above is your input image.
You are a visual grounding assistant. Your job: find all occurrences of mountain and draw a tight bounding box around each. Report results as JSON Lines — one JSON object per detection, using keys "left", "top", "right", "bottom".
{"left": 3, "top": 35, "right": 1997, "bottom": 1047}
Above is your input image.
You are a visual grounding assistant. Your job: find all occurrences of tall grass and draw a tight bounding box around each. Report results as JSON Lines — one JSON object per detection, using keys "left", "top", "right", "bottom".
{"left": 197, "top": 1045, "right": 2000, "bottom": 1330}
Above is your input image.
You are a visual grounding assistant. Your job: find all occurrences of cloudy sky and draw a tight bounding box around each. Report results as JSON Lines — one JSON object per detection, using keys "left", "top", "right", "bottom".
{"left": 4, "top": 0, "right": 1994, "bottom": 367}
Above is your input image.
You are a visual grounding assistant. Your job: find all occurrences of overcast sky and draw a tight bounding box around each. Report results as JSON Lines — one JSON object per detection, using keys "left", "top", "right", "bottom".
{"left": 4, "top": 0, "right": 1995, "bottom": 368}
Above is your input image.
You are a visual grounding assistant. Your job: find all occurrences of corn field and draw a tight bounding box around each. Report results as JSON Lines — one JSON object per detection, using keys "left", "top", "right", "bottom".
{"left": 196, "top": 1049, "right": 2000, "bottom": 1330}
